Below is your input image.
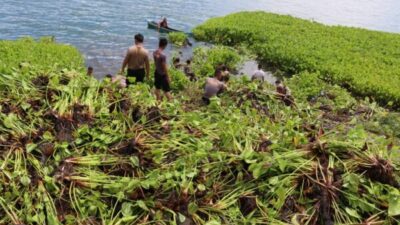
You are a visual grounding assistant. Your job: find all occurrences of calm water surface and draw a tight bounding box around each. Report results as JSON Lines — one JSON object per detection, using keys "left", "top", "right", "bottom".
{"left": 1, "top": 0, "right": 399, "bottom": 77}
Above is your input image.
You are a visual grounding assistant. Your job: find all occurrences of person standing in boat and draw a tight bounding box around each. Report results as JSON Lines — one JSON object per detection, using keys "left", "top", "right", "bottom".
{"left": 121, "top": 33, "right": 150, "bottom": 85}
{"left": 153, "top": 38, "right": 173, "bottom": 101}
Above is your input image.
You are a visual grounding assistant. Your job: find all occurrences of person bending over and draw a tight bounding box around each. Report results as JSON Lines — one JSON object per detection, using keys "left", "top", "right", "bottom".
{"left": 275, "top": 80, "right": 294, "bottom": 106}
{"left": 173, "top": 57, "right": 182, "bottom": 69}
{"left": 202, "top": 69, "right": 227, "bottom": 105}
{"left": 121, "top": 33, "right": 150, "bottom": 85}
{"left": 153, "top": 38, "right": 172, "bottom": 101}
{"left": 184, "top": 60, "right": 196, "bottom": 81}
{"left": 252, "top": 64, "right": 265, "bottom": 82}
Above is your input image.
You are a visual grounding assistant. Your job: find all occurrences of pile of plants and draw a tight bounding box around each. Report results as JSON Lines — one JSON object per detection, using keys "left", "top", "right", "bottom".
{"left": 1, "top": 39, "right": 400, "bottom": 225}
{"left": 193, "top": 12, "right": 400, "bottom": 107}
{"left": 168, "top": 32, "right": 189, "bottom": 47}
{"left": 191, "top": 46, "right": 242, "bottom": 77}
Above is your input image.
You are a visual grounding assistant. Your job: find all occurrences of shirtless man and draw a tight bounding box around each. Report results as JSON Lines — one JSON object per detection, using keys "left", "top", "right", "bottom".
{"left": 252, "top": 64, "right": 265, "bottom": 82}
{"left": 202, "top": 69, "right": 227, "bottom": 105}
{"left": 153, "top": 38, "right": 172, "bottom": 101}
{"left": 121, "top": 33, "right": 150, "bottom": 85}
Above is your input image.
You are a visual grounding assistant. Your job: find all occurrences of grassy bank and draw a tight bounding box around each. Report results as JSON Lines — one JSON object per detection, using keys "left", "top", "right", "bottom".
{"left": 193, "top": 12, "right": 400, "bottom": 107}
{"left": 1, "top": 39, "right": 400, "bottom": 224}
{"left": 0, "top": 37, "right": 84, "bottom": 73}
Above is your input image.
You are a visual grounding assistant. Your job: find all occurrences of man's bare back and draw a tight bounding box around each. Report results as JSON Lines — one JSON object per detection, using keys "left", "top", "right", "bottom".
{"left": 125, "top": 45, "right": 149, "bottom": 70}
{"left": 121, "top": 34, "right": 151, "bottom": 84}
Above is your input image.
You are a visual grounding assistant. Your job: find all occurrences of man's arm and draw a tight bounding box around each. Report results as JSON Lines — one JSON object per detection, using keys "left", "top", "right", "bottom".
{"left": 145, "top": 55, "right": 150, "bottom": 80}
{"left": 121, "top": 50, "right": 130, "bottom": 74}
{"left": 162, "top": 61, "right": 170, "bottom": 84}
{"left": 221, "top": 82, "right": 227, "bottom": 91}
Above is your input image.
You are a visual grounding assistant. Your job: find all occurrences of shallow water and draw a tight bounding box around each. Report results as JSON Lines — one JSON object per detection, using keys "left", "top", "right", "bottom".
{"left": 1, "top": 0, "right": 399, "bottom": 77}
{"left": 238, "top": 60, "right": 277, "bottom": 84}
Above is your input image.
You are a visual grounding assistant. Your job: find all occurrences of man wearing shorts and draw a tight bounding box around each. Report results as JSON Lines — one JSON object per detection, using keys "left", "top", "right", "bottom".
{"left": 121, "top": 33, "right": 150, "bottom": 85}
{"left": 153, "top": 38, "right": 172, "bottom": 101}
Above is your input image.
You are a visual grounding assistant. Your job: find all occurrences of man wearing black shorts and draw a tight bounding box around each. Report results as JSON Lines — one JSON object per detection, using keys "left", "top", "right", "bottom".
{"left": 121, "top": 33, "right": 150, "bottom": 85}
{"left": 153, "top": 38, "right": 172, "bottom": 101}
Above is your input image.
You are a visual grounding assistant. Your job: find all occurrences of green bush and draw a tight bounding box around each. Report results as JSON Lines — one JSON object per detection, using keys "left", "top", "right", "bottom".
{"left": 192, "top": 46, "right": 241, "bottom": 77}
{"left": 0, "top": 38, "right": 84, "bottom": 73}
{"left": 194, "top": 12, "right": 400, "bottom": 107}
{"left": 167, "top": 32, "right": 188, "bottom": 46}
{"left": 287, "top": 72, "right": 356, "bottom": 109}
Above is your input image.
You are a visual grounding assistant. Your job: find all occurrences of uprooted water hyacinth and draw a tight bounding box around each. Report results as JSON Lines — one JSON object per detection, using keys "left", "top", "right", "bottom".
{"left": 1, "top": 38, "right": 400, "bottom": 225}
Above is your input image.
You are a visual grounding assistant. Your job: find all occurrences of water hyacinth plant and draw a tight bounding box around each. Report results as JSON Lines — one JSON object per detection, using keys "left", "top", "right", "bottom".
{"left": 1, "top": 36, "right": 400, "bottom": 225}
{"left": 193, "top": 12, "right": 400, "bottom": 108}
{"left": 168, "top": 32, "right": 189, "bottom": 47}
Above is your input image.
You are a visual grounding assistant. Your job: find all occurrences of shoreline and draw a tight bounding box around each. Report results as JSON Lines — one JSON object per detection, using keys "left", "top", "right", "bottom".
{"left": 193, "top": 11, "right": 400, "bottom": 108}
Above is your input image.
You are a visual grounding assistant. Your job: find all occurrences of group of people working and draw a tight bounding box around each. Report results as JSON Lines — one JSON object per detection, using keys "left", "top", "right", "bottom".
{"left": 87, "top": 31, "right": 292, "bottom": 106}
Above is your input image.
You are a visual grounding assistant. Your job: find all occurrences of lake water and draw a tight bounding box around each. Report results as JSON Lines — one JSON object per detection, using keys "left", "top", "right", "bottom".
{"left": 1, "top": 0, "right": 399, "bottom": 78}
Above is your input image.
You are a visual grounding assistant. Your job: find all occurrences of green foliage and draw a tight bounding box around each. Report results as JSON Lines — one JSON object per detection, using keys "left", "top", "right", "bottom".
{"left": 192, "top": 46, "right": 241, "bottom": 77}
{"left": 194, "top": 12, "right": 400, "bottom": 107}
{"left": 0, "top": 37, "right": 84, "bottom": 74}
{"left": 1, "top": 39, "right": 400, "bottom": 225}
{"left": 168, "top": 32, "right": 188, "bottom": 46}
{"left": 145, "top": 63, "right": 189, "bottom": 91}
{"left": 287, "top": 72, "right": 356, "bottom": 109}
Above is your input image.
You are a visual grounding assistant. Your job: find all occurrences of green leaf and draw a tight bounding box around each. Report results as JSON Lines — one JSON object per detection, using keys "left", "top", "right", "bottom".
{"left": 188, "top": 202, "right": 198, "bottom": 214}
{"left": 345, "top": 207, "right": 361, "bottom": 219}
{"left": 130, "top": 156, "right": 140, "bottom": 167}
{"left": 269, "top": 176, "right": 279, "bottom": 185}
{"left": 137, "top": 200, "right": 149, "bottom": 211}
{"left": 3, "top": 113, "right": 16, "bottom": 128}
{"left": 205, "top": 220, "right": 221, "bottom": 225}
{"left": 26, "top": 143, "right": 37, "bottom": 153}
{"left": 197, "top": 184, "right": 206, "bottom": 191}
{"left": 121, "top": 202, "right": 133, "bottom": 217}
{"left": 389, "top": 195, "right": 400, "bottom": 216}
{"left": 20, "top": 176, "right": 31, "bottom": 186}
{"left": 178, "top": 213, "right": 186, "bottom": 223}
{"left": 43, "top": 131, "right": 54, "bottom": 140}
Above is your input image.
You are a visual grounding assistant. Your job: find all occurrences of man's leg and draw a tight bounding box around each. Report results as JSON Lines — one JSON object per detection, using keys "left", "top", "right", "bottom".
{"left": 136, "top": 69, "right": 145, "bottom": 83}
{"left": 126, "top": 69, "right": 131, "bottom": 86}
{"left": 155, "top": 89, "right": 162, "bottom": 101}
{"left": 162, "top": 76, "right": 172, "bottom": 101}
{"left": 165, "top": 91, "right": 173, "bottom": 101}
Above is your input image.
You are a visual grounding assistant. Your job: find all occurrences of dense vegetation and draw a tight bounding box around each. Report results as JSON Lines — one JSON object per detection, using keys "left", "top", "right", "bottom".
{"left": 1, "top": 38, "right": 400, "bottom": 225}
{"left": 191, "top": 46, "right": 241, "bottom": 77}
{"left": 0, "top": 37, "right": 84, "bottom": 73}
{"left": 168, "top": 32, "right": 189, "bottom": 47}
{"left": 193, "top": 12, "right": 400, "bottom": 107}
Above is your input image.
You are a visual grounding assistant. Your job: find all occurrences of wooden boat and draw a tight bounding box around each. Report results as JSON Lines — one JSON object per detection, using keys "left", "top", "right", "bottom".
{"left": 147, "top": 20, "right": 182, "bottom": 33}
